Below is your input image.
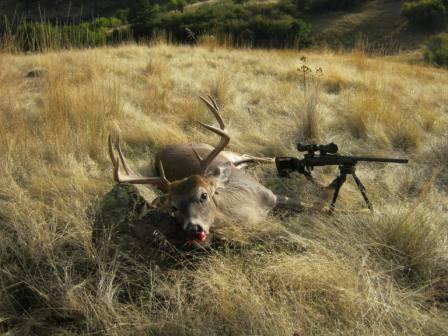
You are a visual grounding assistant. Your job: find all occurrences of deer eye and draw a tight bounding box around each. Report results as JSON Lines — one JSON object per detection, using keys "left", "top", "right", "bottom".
{"left": 200, "top": 192, "right": 208, "bottom": 202}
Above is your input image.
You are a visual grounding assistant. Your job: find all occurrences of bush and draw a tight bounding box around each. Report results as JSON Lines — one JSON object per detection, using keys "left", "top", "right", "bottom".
{"left": 307, "top": 0, "right": 365, "bottom": 12}
{"left": 168, "top": 0, "right": 187, "bottom": 12}
{"left": 139, "top": 2, "right": 312, "bottom": 48}
{"left": 93, "top": 17, "right": 123, "bottom": 29}
{"left": 246, "top": 15, "right": 311, "bottom": 47}
{"left": 401, "top": 0, "right": 447, "bottom": 28}
{"left": 115, "top": 9, "right": 130, "bottom": 24}
{"left": 425, "top": 33, "right": 448, "bottom": 66}
{"left": 129, "top": 0, "right": 157, "bottom": 38}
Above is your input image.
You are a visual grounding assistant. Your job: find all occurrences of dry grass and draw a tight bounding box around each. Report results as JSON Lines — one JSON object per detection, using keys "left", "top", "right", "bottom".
{"left": 0, "top": 43, "right": 447, "bottom": 335}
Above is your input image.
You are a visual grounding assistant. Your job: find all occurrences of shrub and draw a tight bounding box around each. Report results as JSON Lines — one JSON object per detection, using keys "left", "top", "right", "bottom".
{"left": 401, "top": 0, "right": 447, "bottom": 28}
{"left": 425, "top": 33, "right": 448, "bottom": 67}
{"left": 308, "top": 0, "right": 365, "bottom": 12}
{"left": 93, "top": 17, "right": 123, "bottom": 29}
{"left": 140, "top": 2, "right": 312, "bottom": 48}
{"left": 168, "top": 0, "right": 187, "bottom": 12}
{"left": 115, "top": 9, "right": 130, "bottom": 24}
{"left": 128, "top": 0, "right": 157, "bottom": 38}
{"left": 277, "top": 0, "right": 301, "bottom": 15}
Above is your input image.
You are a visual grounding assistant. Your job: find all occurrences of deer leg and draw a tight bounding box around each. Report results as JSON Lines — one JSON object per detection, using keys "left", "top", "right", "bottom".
{"left": 274, "top": 195, "right": 315, "bottom": 212}
{"left": 233, "top": 154, "right": 275, "bottom": 169}
{"left": 275, "top": 194, "right": 371, "bottom": 214}
{"left": 275, "top": 194, "right": 332, "bottom": 214}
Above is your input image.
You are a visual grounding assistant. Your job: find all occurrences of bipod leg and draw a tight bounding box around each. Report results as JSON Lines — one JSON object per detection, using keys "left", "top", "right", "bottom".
{"left": 351, "top": 172, "right": 374, "bottom": 212}
{"left": 329, "top": 171, "right": 347, "bottom": 212}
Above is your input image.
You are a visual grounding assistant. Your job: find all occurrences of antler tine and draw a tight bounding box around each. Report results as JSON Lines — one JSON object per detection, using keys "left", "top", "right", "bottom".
{"left": 108, "top": 135, "right": 121, "bottom": 182}
{"left": 199, "top": 95, "right": 225, "bottom": 129}
{"left": 157, "top": 160, "right": 169, "bottom": 187}
{"left": 192, "top": 145, "right": 203, "bottom": 162}
{"left": 108, "top": 135, "right": 117, "bottom": 167}
{"left": 107, "top": 134, "right": 171, "bottom": 191}
{"left": 196, "top": 96, "right": 230, "bottom": 174}
{"left": 115, "top": 135, "right": 131, "bottom": 175}
{"left": 208, "top": 94, "right": 220, "bottom": 113}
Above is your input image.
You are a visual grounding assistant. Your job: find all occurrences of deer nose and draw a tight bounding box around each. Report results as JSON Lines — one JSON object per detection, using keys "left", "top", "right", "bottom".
{"left": 187, "top": 223, "right": 204, "bottom": 233}
{"left": 185, "top": 223, "right": 207, "bottom": 243}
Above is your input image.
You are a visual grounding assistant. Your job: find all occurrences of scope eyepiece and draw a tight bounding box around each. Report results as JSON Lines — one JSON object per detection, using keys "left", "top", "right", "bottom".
{"left": 297, "top": 142, "right": 338, "bottom": 154}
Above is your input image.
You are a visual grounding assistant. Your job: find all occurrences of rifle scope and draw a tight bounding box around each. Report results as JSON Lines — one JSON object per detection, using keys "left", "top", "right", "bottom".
{"left": 297, "top": 142, "right": 338, "bottom": 154}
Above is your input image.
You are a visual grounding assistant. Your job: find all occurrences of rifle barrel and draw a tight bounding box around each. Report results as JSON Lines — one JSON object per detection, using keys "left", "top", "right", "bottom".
{"left": 306, "top": 155, "right": 408, "bottom": 166}
{"left": 349, "top": 156, "right": 408, "bottom": 164}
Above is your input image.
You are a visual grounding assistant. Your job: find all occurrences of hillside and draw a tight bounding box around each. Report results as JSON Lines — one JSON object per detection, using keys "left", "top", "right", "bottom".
{"left": 0, "top": 43, "right": 447, "bottom": 334}
{"left": 305, "top": 0, "right": 432, "bottom": 51}
{"left": 1, "top": 0, "right": 446, "bottom": 52}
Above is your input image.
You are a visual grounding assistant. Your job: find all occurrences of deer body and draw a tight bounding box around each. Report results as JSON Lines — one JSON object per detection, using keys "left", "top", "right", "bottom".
{"left": 108, "top": 96, "right": 304, "bottom": 243}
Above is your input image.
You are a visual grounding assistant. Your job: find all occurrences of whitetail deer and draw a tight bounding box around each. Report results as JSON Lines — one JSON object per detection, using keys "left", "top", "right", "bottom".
{"left": 108, "top": 96, "right": 322, "bottom": 243}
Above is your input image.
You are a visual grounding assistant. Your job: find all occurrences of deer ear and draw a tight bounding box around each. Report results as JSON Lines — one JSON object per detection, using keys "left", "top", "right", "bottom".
{"left": 150, "top": 194, "right": 170, "bottom": 209}
{"left": 204, "top": 162, "right": 232, "bottom": 192}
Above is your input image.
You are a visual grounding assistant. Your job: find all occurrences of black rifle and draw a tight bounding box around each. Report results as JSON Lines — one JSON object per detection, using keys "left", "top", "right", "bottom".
{"left": 275, "top": 142, "right": 408, "bottom": 212}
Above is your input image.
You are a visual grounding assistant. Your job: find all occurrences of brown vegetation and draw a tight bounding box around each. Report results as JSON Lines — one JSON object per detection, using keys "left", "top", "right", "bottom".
{"left": 0, "top": 42, "right": 447, "bottom": 335}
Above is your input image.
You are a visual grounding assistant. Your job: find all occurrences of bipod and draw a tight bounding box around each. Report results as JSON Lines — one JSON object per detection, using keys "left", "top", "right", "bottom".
{"left": 328, "top": 164, "right": 373, "bottom": 213}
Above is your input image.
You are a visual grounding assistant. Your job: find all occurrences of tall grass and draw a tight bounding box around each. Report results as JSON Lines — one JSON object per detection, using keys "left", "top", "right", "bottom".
{"left": 0, "top": 16, "right": 132, "bottom": 53}
{"left": 0, "top": 43, "right": 447, "bottom": 334}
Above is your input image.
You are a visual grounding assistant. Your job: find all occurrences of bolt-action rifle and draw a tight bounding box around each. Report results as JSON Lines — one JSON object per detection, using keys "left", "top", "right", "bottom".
{"left": 275, "top": 143, "right": 408, "bottom": 212}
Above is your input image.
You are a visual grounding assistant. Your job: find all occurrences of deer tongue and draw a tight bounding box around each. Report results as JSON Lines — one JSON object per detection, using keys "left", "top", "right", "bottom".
{"left": 186, "top": 231, "right": 207, "bottom": 243}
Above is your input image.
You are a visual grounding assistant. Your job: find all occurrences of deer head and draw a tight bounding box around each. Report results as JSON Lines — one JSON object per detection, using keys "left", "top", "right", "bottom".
{"left": 108, "top": 96, "right": 230, "bottom": 243}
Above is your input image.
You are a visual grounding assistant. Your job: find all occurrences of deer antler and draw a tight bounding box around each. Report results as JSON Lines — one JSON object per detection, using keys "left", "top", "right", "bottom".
{"left": 193, "top": 95, "right": 230, "bottom": 174}
{"left": 108, "top": 135, "right": 170, "bottom": 191}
